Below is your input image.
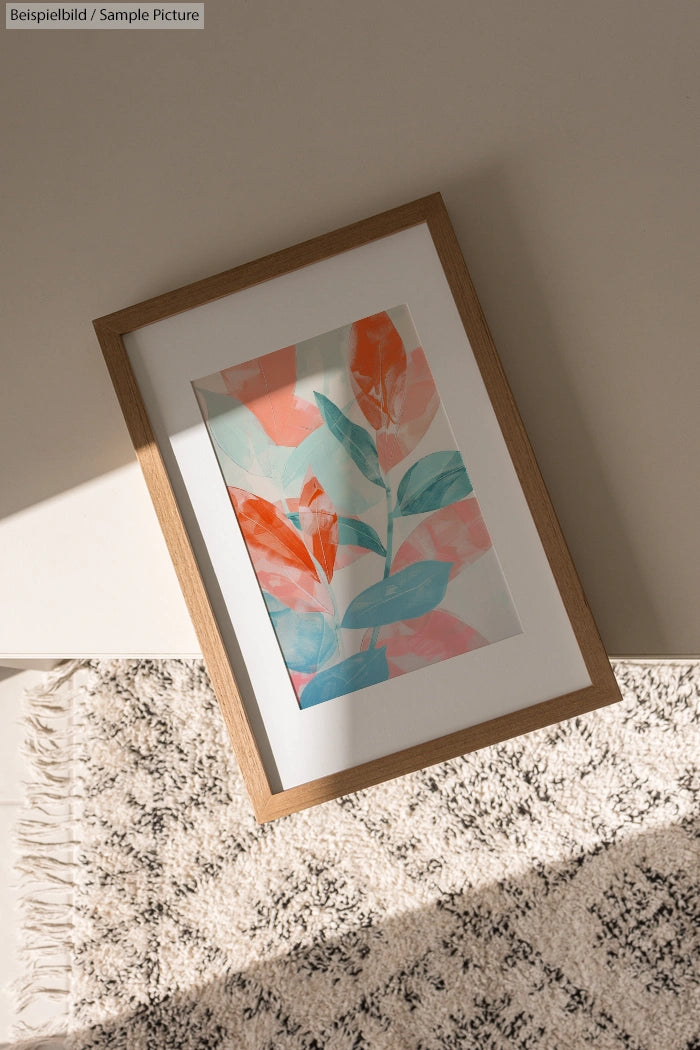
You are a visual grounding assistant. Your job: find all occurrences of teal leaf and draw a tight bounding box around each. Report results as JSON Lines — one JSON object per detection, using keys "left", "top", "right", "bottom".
{"left": 299, "top": 647, "right": 389, "bottom": 708}
{"left": 314, "top": 392, "right": 385, "bottom": 488}
{"left": 337, "top": 517, "right": 387, "bottom": 557}
{"left": 282, "top": 424, "right": 384, "bottom": 516}
{"left": 267, "top": 605, "right": 338, "bottom": 674}
{"left": 341, "top": 561, "right": 452, "bottom": 629}
{"left": 195, "top": 387, "right": 285, "bottom": 480}
{"left": 289, "top": 513, "right": 386, "bottom": 558}
{"left": 395, "top": 451, "right": 472, "bottom": 516}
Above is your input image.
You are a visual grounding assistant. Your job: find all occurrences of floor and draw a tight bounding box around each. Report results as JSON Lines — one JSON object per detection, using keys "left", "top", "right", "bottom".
{"left": 0, "top": 666, "right": 66, "bottom": 1049}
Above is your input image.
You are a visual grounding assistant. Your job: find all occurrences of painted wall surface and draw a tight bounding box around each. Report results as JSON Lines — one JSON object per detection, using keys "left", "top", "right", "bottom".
{"left": 1, "top": 1, "right": 698, "bottom": 655}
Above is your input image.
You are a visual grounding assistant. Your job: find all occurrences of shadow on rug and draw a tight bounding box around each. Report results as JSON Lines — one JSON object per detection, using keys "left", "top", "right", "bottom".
{"left": 16, "top": 660, "right": 700, "bottom": 1049}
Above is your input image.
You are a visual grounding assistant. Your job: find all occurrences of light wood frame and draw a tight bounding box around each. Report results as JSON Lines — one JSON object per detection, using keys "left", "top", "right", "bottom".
{"left": 94, "top": 193, "right": 621, "bottom": 822}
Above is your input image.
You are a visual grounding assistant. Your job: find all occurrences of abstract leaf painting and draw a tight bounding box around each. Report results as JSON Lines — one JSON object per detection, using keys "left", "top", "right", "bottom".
{"left": 193, "top": 306, "right": 521, "bottom": 709}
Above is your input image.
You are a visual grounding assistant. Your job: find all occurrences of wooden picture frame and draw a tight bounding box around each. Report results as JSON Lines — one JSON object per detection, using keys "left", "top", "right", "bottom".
{"left": 94, "top": 193, "right": 621, "bottom": 822}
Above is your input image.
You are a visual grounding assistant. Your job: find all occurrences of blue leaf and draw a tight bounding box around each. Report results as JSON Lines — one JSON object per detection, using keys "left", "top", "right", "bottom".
{"left": 314, "top": 392, "right": 386, "bottom": 488}
{"left": 262, "top": 591, "right": 287, "bottom": 615}
{"left": 282, "top": 424, "right": 383, "bottom": 516}
{"left": 299, "top": 647, "right": 389, "bottom": 708}
{"left": 288, "top": 513, "right": 386, "bottom": 558}
{"left": 395, "top": 451, "right": 472, "bottom": 516}
{"left": 336, "top": 517, "right": 387, "bottom": 557}
{"left": 341, "top": 561, "right": 452, "bottom": 629}
{"left": 267, "top": 606, "right": 338, "bottom": 674}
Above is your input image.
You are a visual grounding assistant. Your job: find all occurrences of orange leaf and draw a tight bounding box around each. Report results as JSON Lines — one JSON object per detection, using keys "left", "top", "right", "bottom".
{"left": 228, "top": 487, "right": 332, "bottom": 613}
{"left": 349, "top": 312, "right": 407, "bottom": 432}
{"left": 377, "top": 346, "right": 440, "bottom": 472}
{"left": 299, "top": 471, "right": 339, "bottom": 582}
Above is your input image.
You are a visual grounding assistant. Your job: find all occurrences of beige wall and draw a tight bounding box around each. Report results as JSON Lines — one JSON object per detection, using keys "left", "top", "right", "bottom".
{"left": 2, "top": 1, "right": 698, "bottom": 654}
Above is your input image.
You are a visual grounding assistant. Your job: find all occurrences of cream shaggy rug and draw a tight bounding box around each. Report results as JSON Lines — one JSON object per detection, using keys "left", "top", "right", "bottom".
{"left": 16, "top": 660, "right": 700, "bottom": 1049}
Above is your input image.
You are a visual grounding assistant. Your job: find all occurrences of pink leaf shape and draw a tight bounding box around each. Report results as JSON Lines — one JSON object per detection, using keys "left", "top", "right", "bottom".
{"left": 299, "top": 471, "right": 339, "bottom": 582}
{"left": 392, "top": 498, "right": 491, "bottom": 580}
{"left": 289, "top": 670, "right": 314, "bottom": 699}
{"left": 349, "top": 312, "right": 407, "bottom": 432}
{"left": 334, "top": 545, "right": 370, "bottom": 570}
{"left": 228, "top": 487, "right": 332, "bottom": 613}
{"left": 361, "top": 610, "right": 488, "bottom": 677}
{"left": 377, "top": 346, "right": 440, "bottom": 472}
{"left": 222, "top": 345, "right": 322, "bottom": 447}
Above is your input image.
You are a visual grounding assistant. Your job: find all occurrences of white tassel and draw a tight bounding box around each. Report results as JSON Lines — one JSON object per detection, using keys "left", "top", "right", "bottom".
{"left": 12, "top": 659, "right": 86, "bottom": 1042}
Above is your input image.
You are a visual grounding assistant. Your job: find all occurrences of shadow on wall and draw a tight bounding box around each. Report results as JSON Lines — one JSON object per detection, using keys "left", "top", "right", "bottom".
{"left": 1, "top": 171, "right": 662, "bottom": 653}
{"left": 442, "top": 170, "right": 662, "bottom": 652}
{"left": 18, "top": 820, "right": 699, "bottom": 1049}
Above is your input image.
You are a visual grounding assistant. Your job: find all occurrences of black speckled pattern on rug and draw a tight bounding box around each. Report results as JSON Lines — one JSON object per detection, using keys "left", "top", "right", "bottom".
{"left": 57, "top": 662, "right": 700, "bottom": 1048}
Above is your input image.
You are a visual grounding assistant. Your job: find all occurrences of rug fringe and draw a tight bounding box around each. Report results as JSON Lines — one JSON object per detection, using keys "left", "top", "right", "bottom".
{"left": 11, "top": 659, "right": 86, "bottom": 1043}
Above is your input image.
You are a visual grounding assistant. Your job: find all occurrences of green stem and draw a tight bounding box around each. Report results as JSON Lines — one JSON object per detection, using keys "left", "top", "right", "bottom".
{"left": 369, "top": 482, "right": 394, "bottom": 648}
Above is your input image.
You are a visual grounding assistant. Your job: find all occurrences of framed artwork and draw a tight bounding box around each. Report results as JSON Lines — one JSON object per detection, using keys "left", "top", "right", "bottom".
{"left": 94, "top": 193, "right": 621, "bottom": 822}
